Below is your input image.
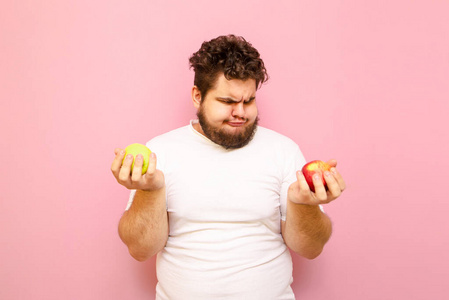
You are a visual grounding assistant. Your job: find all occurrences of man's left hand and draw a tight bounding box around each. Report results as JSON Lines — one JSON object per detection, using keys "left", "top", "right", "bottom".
{"left": 287, "top": 159, "right": 346, "bottom": 206}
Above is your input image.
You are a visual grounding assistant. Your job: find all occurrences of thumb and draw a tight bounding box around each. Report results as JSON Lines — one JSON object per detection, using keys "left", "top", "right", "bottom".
{"left": 326, "top": 159, "right": 338, "bottom": 168}
{"left": 114, "top": 148, "right": 122, "bottom": 155}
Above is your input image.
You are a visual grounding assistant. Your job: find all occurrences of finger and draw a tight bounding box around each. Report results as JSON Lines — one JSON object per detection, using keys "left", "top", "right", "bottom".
{"left": 324, "top": 170, "right": 341, "bottom": 198}
{"left": 142, "top": 152, "right": 158, "bottom": 187}
{"left": 111, "top": 148, "right": 126, "bottom": 175}
{"left": 131, "top": 154, "right": 144, "bottom": 181}
{"left": 312, "top": 173, "right": 328, "bottom": 201}
{"left": 326, "top": 159, "right": 337, "bottom": 168}
{"left": 146, "top": 152, "right": 157, "bottom": 174}
{"left": 330, "top": 167, "right": 346, "bottom": 191}
{"left": 295, "top": 171, "right": 312, "bottom": 196}
{"left": 118, "top": 154, "right": 133, "bottom": 182}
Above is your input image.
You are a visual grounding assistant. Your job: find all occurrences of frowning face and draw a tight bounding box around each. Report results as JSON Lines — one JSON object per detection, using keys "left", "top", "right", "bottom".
{"left": 192, "top": 73, "right": 259, "bottom": 149}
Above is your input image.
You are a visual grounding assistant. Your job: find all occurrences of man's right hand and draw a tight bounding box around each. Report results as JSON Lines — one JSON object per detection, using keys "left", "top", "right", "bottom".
{"left": 111, "top": 148, "right": 165, "bottom": 191}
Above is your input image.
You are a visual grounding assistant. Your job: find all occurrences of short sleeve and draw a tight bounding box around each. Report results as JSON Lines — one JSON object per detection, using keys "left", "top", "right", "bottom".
{"left": 125, "top": 190, "right": 136, "bottom": 211}
{"left": 279, "top": 147, "right": 306, "bottom": 221}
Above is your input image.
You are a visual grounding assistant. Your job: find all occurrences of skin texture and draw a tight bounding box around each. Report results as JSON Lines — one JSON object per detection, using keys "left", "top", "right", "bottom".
{"left": 111, "top": 73, "right": 346, "bottom": 261}
{"left": 191, "top": 74, "right": 259, "bottom": 148}
{"left": 282, "top": 159, "right": 346, "bottom": 259}
{"left": 111, "top": 149, "right": 168, "bottom": 261}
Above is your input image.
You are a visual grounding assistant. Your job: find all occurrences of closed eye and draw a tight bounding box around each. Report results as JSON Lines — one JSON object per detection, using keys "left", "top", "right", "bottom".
{"left": 244, "top": 97, "right": 256, "bottom": 104}
{"left": 216, "top": 97, "right": 256, "bottom": 104}
{"left": 217, "top": 97, "right": 238, "bottom": 104}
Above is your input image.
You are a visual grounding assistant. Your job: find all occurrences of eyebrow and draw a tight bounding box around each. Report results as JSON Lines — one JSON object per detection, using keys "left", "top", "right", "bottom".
{"left": 216, "top": 96, "right": 256, "bottom": 103}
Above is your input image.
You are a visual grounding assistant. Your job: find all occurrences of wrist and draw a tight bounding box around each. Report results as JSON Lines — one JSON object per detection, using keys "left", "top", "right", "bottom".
{"left": 140, "top": 185, "right": 165, "bottom": 192}
{"left": 132, "top": 188, "right": 166, "bottom": 209}
{"left": 287, "top": 200, "right": 322, "bottom": 215}
{"left": 288, "top": 197, "right": 321, "bottom": 208}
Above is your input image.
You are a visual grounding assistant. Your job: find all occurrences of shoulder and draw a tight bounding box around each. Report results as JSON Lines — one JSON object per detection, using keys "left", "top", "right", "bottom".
{"left": 254, "top": 126, "right": 299, "bottom": 150}
{"left": 254, "top": 126, "right": 306, "bottom": 163}
{"left": 143, "top": 125, "right": 190, "bottom": 151}
{"left": 149, "top": 125, "right": 189, "bottom": 142}
{"left": 143, "top": 125, "right": 192, "bottom": 170}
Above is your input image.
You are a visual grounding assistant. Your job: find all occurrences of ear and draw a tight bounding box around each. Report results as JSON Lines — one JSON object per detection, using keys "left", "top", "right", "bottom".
{"left": 191, "top": 86, "right": 202, "bottom": 109}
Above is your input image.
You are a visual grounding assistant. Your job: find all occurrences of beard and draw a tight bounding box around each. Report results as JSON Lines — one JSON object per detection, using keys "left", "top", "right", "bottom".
{"left": 197, "top": 108, "right": 259, "bottom": 150}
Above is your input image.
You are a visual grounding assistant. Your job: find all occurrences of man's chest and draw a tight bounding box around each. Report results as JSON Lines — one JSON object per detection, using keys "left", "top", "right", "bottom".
{"left": 163, "top": 152, "right": 284, "bottom": 222}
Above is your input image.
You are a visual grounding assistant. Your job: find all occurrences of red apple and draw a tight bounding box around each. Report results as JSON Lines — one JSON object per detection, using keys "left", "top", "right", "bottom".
{"left": 301, "top": 160, "right": 332, "bottom": 193}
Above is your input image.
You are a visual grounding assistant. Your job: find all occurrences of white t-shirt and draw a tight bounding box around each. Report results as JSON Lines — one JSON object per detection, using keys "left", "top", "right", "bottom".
{"left": 126, "top": 120, "right": 307, "bottom": 300}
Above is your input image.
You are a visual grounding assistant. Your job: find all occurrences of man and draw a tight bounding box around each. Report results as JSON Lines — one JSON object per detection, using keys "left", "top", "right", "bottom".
{"left": 111, "top": 35, "right": 346, "bottom": 299}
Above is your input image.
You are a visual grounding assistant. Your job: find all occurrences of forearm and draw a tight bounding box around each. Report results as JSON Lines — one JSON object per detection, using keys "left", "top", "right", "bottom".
{"left": 118, "top": 188, "right": 168, "bottom": 261}
{"left": 283, "top": 201, "right": 332, "bottom": 259}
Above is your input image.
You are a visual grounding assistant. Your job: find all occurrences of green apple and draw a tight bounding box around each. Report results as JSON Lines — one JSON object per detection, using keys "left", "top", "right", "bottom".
{"left": 123, "top": 143, "right": 151, "bottom": 174}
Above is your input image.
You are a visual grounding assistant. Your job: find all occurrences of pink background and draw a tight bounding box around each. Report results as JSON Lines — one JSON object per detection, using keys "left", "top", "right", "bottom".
{"left": 1, "top": 1, "right": 448, "bottom": 299}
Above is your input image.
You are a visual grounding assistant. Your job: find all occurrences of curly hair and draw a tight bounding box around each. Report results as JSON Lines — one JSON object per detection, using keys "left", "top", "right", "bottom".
{"left": 189, "top": 35, "right": 268, "bottom": 99}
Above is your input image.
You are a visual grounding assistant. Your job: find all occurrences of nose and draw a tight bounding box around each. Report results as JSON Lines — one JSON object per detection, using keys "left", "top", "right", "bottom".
{"left": 232, "top": 102, "right": 245, "bottom": 119}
